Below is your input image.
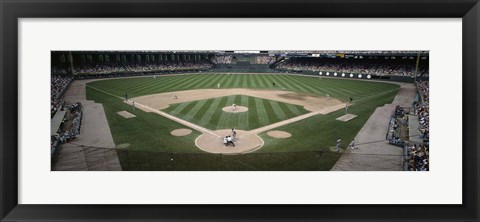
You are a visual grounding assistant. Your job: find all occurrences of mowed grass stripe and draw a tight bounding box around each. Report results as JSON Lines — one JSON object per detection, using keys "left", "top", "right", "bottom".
{"left": 227, "top": 96, "right": 242, "bottom": 128}
{"left": 90, "top": 74, "right": 398, "bottom": 103}
{"left": 321, "top": 79, "right": 357, "bottom": 99}
{"left": 291, "top": 76, "right": 331, "bottom": 95}
{"left": 217, "top": 74, "right": 230, "bottom": 88}
{"left": 269, "top": 74, "right": 292, "bottom": 89}
{"left": 157, "top": 75, "right": 201, "bottom": 93}
{"left": 199, "top": 74, "right": 222, "bottom": 88}
{"left": 277, "top": 102, "right": 296, "bottom": 117}
{"left": 179, "top": 73, "right": 213, "bottom": 90}
{"left": 272, "top": 74, "right": 295, "bottom": 90}
{"left": 216, "top": 95, "right": 237, "bottom": 129}
{"left": 285, "top": 75, "right": 323, "bottom": 95}
{"left": 183, "top": 99, "right": 208, "bottom": 121}
{"left": 269, "top": 100, "right": 288, "bottom": 120}
{"left": 89, "top": 80, "right": 137, "bottom": 97}
{"left": 241, "top": 74, "right": 249, "bottom": 88}
{"left": 183, "top": 73, "right": 218, "bottom": 90}
{"left": 254, "top": 74, "right": 268, "bottom": 88}
{"left": 335, "top": 80, "right": 377, "bottom": 100}
{"left": 262, "top": 100, "right": 280, "bottom": 123}
{"left": 207, "top": 96, "right": 229, "bottom": 129}
{"left": 238, "top": 95, "right": 250, "bottom": 130}
{"left": 332, "top": 80, "right": 393, "bottom": 101}
{"left": 167, "top": 75, "right": 206, "bottom": 91}
{"left": 325, "top": 79, "right": 357, "bottom": 95}
{"left": 273, "top": 74, "right": 309, "bottom": 93}
{"left": 210, "top": 74, "right": 226, "bottom": 88}
{"left": 257, "top": 75, "right": 272, "bottom": 88}
{"left": 135, "top": 82, "right": 172, "bottom": 96}
{"left": 168, "top": 102, "right": 191, "bottom": 115}
{"left": 223, "top": 75, "right": 236, "bottom": 87}
{"left": 177, "top": 102, "right": 197, "bottom": 116}
{"left": 136, "top": 75, "right": 185, "bottom": 93}
{"left": 262, "top": 74, "right": 279, "bottom": 89}
{"left": 199, "top": 97, "right": 224, "bottom": 128}
{"left": 270, "top": 74, "right": 305, "bottom": 92}
{"left": 125, "top": 75, "right": 184, "bottom": 96}
{"left": 232, "top": 75, "right": 242, "bottom": 88}
{"left": 192, "top": 98, "right": 215, "bottom": 120}
{"left": 223, "top": 74, "right": 236, "bottom": 87}
{"left": 248, "top": 74, "right": 258, "bottom": 88}
{"left": 277, "top": 74, "right": 311, "bottom": 92}
{"left": 248, "top": 96, "right": 259, "bottom": 128}
{"left": 285, "top": 102, "right": 305, "bottom": 116}
{"left": 161, "top": 75, "right": 201, "bottom": 90}
{"left": 120, "top": 77, "right": 166, "bottom": 94}
{"left": 254, "top": 97, "right": 270, "bottom": 126}
{"left": 336, "top": 79, "right": 378, "bottom": 96}
{"left": 203, "top": 74, "right": 220, "bottom": 89}
{"left": 104, "top": 77, "right": 151, "bottom": 90}
{"left": 315, "top": 79, "right": 348, "bottom": 99}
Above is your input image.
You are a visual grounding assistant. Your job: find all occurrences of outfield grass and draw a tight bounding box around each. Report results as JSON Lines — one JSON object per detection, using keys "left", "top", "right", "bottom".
{"left": 86, "top": 73, "right": 400, "bottom": 170}
{"left": 88, "top": 74, "right": 396, "bottom": 102}
{"left": 163, "top": 95, "right": 309, "bottom": 130}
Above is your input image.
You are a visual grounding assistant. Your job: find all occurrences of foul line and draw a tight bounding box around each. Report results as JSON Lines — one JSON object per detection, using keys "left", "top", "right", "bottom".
{"left": 86, "top": 85, "right": 220, "bottom": 137}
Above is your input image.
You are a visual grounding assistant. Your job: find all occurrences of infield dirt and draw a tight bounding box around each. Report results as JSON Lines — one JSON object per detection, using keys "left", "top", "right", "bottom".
{"left": 132, "top": 88, "right": 344, "bottom": 113}
{"left": 129, "top": 88, "right": 346, "bottom": 154}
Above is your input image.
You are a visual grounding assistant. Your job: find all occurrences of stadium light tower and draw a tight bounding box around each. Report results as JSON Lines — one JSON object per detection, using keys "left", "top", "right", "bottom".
{"left": 413, "top": 51, "right": 420, "bottom": 82}
{"left": 68, "top": 51, "right": 76, "bottom": 75}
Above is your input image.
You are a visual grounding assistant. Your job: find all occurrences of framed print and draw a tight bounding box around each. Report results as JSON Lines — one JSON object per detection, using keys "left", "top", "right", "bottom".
{"left": 1, "top": 0, "right": 479, "bottom": 221}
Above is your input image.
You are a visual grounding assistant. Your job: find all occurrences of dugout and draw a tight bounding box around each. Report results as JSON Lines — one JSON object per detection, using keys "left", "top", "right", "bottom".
{"left": 51, "top": 110, "right": 66, "bottom": 159}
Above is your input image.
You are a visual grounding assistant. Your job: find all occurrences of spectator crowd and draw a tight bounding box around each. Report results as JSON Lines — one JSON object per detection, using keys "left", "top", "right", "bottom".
{"left": 406, "top": 144, "right": 429, "bottom": 171}
{"left": 255, "top": 56, "right": 276, "bottom": 64}
{"left": 72, "top": 61, "right": 213, "bottom": 74}
{"left": 414, "top": 81, "right": 429, "bottom": 140}
{"left": 51, "top": 66, "right": 69, "bottom": 75}
{"left": 51, "top": 75, "right": 73, "bottom": 117}
{"left": 211, "top": 55, "right": 233, "bottom": 64}
{"left": 51, "top": 75, "right": 73, "bottom": 100}
{"left": 275, "top": 57, "right": 429, "bottom": 77}
{"left": 405, "top": 80, "right": 429, "bottom": 171}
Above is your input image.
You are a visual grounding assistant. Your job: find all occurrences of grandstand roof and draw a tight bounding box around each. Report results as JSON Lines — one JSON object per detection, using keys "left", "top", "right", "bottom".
{"left": 52, "top": 50, "right": 428, "bottom": 57}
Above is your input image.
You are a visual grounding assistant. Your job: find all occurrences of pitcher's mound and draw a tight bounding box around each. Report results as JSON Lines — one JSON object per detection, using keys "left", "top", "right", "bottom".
{"left": 196, "top": 129, "right": 263, "bottom": 154}
{"left": 171, "top": 128, "right": 192, "bottom": 136}
{"left": 222, "top": 106, "right": 248, "bottom": 113}
{"left": 267, "top": 130, "right": 292, "bottom": 138}
{"left": 336, "top": 114, "right": 357, "bottom": 122}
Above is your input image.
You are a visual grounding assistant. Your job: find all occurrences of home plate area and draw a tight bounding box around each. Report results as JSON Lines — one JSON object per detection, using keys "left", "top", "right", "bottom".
{"left": 336, "top": 114, "right": 357, "bottom": 122}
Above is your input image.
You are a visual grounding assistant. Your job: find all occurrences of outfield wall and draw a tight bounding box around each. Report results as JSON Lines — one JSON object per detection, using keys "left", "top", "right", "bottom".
{"left": 276, "top": 69, "right": 425, "bottom": 83}
{"left": 213, "top": 63, "right": 271, "bottom": 71}
{"left": 72, "top": 68, "right": 428, "bottom": 84}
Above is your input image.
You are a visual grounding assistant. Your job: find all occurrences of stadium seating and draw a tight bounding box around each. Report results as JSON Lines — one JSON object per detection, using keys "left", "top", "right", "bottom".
{"left": 274, "top": 57, "right": 429, "bottom": 77}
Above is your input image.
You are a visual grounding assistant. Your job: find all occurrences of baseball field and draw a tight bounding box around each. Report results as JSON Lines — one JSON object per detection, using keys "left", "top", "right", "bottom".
{"left": 86, "top": 73, "right": 400, "bottom": 170}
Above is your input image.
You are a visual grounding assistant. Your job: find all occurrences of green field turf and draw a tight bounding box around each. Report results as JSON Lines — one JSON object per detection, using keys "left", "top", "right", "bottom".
{"left": 163, "top": 95, "right": 309, "bottom": 130}
{"left": 86, "top": 73, "right": 400, "bottom": 170}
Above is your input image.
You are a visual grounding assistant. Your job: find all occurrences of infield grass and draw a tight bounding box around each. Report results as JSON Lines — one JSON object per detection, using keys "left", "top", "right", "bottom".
{"left": 163, "top": 95, "right": 309, "bottom": 130}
